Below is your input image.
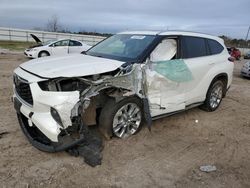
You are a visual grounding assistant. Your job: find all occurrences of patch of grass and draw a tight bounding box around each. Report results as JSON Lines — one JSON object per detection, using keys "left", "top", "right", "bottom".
{"left": 0, "top": 40, "right": 36, "bottom": 51}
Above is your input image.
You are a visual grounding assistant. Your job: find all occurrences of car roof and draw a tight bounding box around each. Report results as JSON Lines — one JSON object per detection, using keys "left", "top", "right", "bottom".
{"left": 118, "top": 30, "right": 223, "bottom": 42}
{"left": 56, "top": 38, "right": 80, "bottom": 41}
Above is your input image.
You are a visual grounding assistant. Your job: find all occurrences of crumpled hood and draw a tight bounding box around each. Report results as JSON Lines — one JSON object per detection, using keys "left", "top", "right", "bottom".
{"left": 20, "top": 54, "right": 125, "bottom": 78}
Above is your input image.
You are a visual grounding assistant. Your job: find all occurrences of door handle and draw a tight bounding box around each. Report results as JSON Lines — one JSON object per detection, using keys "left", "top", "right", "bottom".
{"left": 209, "top": 62, "right": 215, "bottom": 65}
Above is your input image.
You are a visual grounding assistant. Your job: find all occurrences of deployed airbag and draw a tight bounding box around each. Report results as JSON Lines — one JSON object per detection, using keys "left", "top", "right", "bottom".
{"left": 153, "top": 59, "right": 193, "bottom": 82}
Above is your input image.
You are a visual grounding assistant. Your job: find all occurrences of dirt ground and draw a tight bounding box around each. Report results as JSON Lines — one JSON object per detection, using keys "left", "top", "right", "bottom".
{"left": 0, "top": 51, "right": 250, "bottom": 188}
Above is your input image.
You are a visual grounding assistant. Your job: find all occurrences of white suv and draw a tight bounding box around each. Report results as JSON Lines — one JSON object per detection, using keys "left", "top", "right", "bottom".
{"left": 13, "top": 31, "right": 234, "bottom": 152}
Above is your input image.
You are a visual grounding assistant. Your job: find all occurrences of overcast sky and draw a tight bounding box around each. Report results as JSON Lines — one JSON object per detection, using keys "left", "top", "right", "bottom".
{"left": 0, "top": 0, "right": 249, "bottom": 38}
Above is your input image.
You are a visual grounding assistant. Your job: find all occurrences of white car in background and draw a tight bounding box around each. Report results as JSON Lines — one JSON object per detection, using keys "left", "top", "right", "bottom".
{"left": 24, "top": 34, "right": 91, "bottom": 58}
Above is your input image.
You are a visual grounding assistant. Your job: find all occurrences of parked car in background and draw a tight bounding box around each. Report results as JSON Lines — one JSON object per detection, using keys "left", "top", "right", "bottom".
{"left": 228, "top": 47, "right": 241, "bottom": 60}
{"left": 227, "top": 47, "right": 232, "bottom": 54}
{"left": 241, "top": 61, "right": 250, "bottom": 78}
{"left": 24, "top": 34, "right": 91, "bottom": 58}
{"left": 13, "top": 31, "right": 234, "bottom": 152}
{"left": 244, "top": 51, "right": 250, "bottom": 59}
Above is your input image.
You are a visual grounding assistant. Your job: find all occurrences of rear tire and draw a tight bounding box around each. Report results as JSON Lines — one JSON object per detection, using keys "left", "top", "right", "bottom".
{"left": 99, "top": 97, "right": 143, "bottom": 139}
{"left": 200, "top": 80, "right": 224, "bottom": 112}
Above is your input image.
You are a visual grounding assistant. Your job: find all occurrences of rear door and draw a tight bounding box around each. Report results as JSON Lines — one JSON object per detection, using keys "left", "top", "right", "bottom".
{"left": 68, "top": 40, "right": 83, "bottom": 54}
{"left": 50, "top": 40, "right": 69, "bottom": 56}
{"left": 180, "top": 36, "right": 213, "bottom": 105}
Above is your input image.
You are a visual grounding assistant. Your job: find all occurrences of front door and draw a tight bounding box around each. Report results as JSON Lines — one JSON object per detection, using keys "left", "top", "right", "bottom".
{"left": 145, "top": 37, "right": 193, "bottom": 117}
{"left": 51, "top": 40, "right": 69, "bottom": 56}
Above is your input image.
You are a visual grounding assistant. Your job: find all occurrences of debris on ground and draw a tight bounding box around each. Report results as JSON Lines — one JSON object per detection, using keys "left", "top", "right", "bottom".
{"left": 199, "top": 165, "right": 217, "bottom": 173}
{"left": 0, "top": 131, "right": 9, "bottom": 139}
{"left": 66, "top": 129, "right": 103, "bottom": 167}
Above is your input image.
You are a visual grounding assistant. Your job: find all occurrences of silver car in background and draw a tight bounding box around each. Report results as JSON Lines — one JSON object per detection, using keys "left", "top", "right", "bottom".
{"left": 241, "top": 61, "right": 250, "bottom": 78}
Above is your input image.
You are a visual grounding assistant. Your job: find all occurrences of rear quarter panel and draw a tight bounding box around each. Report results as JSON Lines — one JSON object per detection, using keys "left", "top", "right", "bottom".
{"left": 185, "top": 49, "right": 233, "bottom": 105}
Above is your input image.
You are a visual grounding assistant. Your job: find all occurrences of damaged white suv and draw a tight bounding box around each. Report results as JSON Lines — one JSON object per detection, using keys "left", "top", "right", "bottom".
{"left": 13, "top": 31, "right": 234, "bottom": 152}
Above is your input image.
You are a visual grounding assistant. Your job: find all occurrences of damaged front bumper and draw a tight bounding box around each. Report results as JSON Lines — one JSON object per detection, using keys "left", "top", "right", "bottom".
{"left": 13, "top": 68, "right": 104, "bottom": 166}
{"left": 24, "top": 49, "right": 38, "bottom": 58}
{"left": 14, "top": 98, "right": 103, "bottom": 166}
{"left": 13, "top": 68, "right": 80, "bottom": 142}
{"left": 13, "top": 67, "right": 83, "bottom": 146}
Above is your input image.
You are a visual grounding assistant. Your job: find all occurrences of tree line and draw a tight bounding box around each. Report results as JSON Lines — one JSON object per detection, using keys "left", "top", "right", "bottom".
{"left": 219, "top": 35, "right": 250, "bottom": 48}
{"left": 37, "top": 15, "right": 250, "bottom": 46}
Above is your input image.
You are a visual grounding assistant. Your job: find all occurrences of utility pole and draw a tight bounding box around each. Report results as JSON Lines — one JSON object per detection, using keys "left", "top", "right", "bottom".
{"left": 243, "top": 26, "right": 250, "bottom": 55}
{"left": 245, "top": 26, "right": 250, "bottom": 41}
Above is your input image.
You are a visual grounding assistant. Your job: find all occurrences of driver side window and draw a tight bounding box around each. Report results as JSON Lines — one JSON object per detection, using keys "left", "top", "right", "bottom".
{"left": 150, "top": 38, "right": 177, "bottom": 62}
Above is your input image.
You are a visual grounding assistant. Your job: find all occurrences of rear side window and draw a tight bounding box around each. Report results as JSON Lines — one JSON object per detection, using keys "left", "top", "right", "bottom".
{"left": 69, "top": 40, "right": 82, "bottom": 46}
{"left": 181, "top": 36, "right": 207, "bottom": 58}
{"left": 207, "top": 39, "right": 224, "bottom": 55}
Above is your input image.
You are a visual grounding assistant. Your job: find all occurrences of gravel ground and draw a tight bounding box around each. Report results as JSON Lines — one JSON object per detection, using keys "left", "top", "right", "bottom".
{"left": 0, "top": 51, "right": 250, "bottom": 188}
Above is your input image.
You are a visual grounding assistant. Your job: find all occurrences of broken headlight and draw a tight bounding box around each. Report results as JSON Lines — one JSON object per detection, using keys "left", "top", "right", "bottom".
{"left": 38, "top": 78, "right": 90, "bottom": 92}
{"left": 50, "top": 107, "right": 63, "bottom": 128}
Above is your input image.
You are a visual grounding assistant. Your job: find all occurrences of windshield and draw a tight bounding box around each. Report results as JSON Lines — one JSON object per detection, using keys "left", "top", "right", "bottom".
{"left": 43, "top": 40, "right": 56, "bottom": 46}
{"left": 86, "top": 34, "right": 156, "bottom": 62}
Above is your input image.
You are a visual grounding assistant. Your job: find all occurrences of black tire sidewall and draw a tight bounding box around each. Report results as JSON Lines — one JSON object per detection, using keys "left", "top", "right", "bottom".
{"left": 39, "top": 51, "right": 49, "bottom": 57}
{"left": 99, "top": 97, "right": 143, "bottom": 139}
{"left": 205, "top": 80, "right": 224, "bottom": 111}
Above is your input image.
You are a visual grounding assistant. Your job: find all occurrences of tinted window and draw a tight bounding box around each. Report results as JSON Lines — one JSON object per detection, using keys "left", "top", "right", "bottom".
{"left": 53, "top": 40, "right": 69, "bottom": 47}
{"left": 208, "top": 39, "right": 224, "bottom": 55}
{"left": 69, "top": 40, "right": 82, "bottom": 46}
{"left": 181, "top": 36, "right": 207, "bottom": 58}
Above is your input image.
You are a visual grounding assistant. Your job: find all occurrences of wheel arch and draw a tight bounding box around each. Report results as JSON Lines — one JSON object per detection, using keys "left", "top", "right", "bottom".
{"left": 38, "top": 50, "right": 50, "bottom": 57}
{"left": 98, "top": 94, "right": 143, "bottom": 139}
{"left": 207, "top": 73, "right": 228, "bottom": 98}
{"left": 81, "top": 87, "right": 143, "bottom": 127}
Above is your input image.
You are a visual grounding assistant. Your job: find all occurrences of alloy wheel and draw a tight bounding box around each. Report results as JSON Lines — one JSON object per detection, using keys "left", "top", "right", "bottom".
{"left": 112, "top": 103, "right": 142, "bottom": 138}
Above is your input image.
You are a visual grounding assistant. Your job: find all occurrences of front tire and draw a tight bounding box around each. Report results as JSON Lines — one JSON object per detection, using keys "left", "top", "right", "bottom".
{"left": 99, "top": 97, "right": 143, "bottom": 139}
{"left": 38, "top": 51, "right": 50, "bottom": 58}
{"left": 200, "top": 80, "right": 224, "bottom": 112}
